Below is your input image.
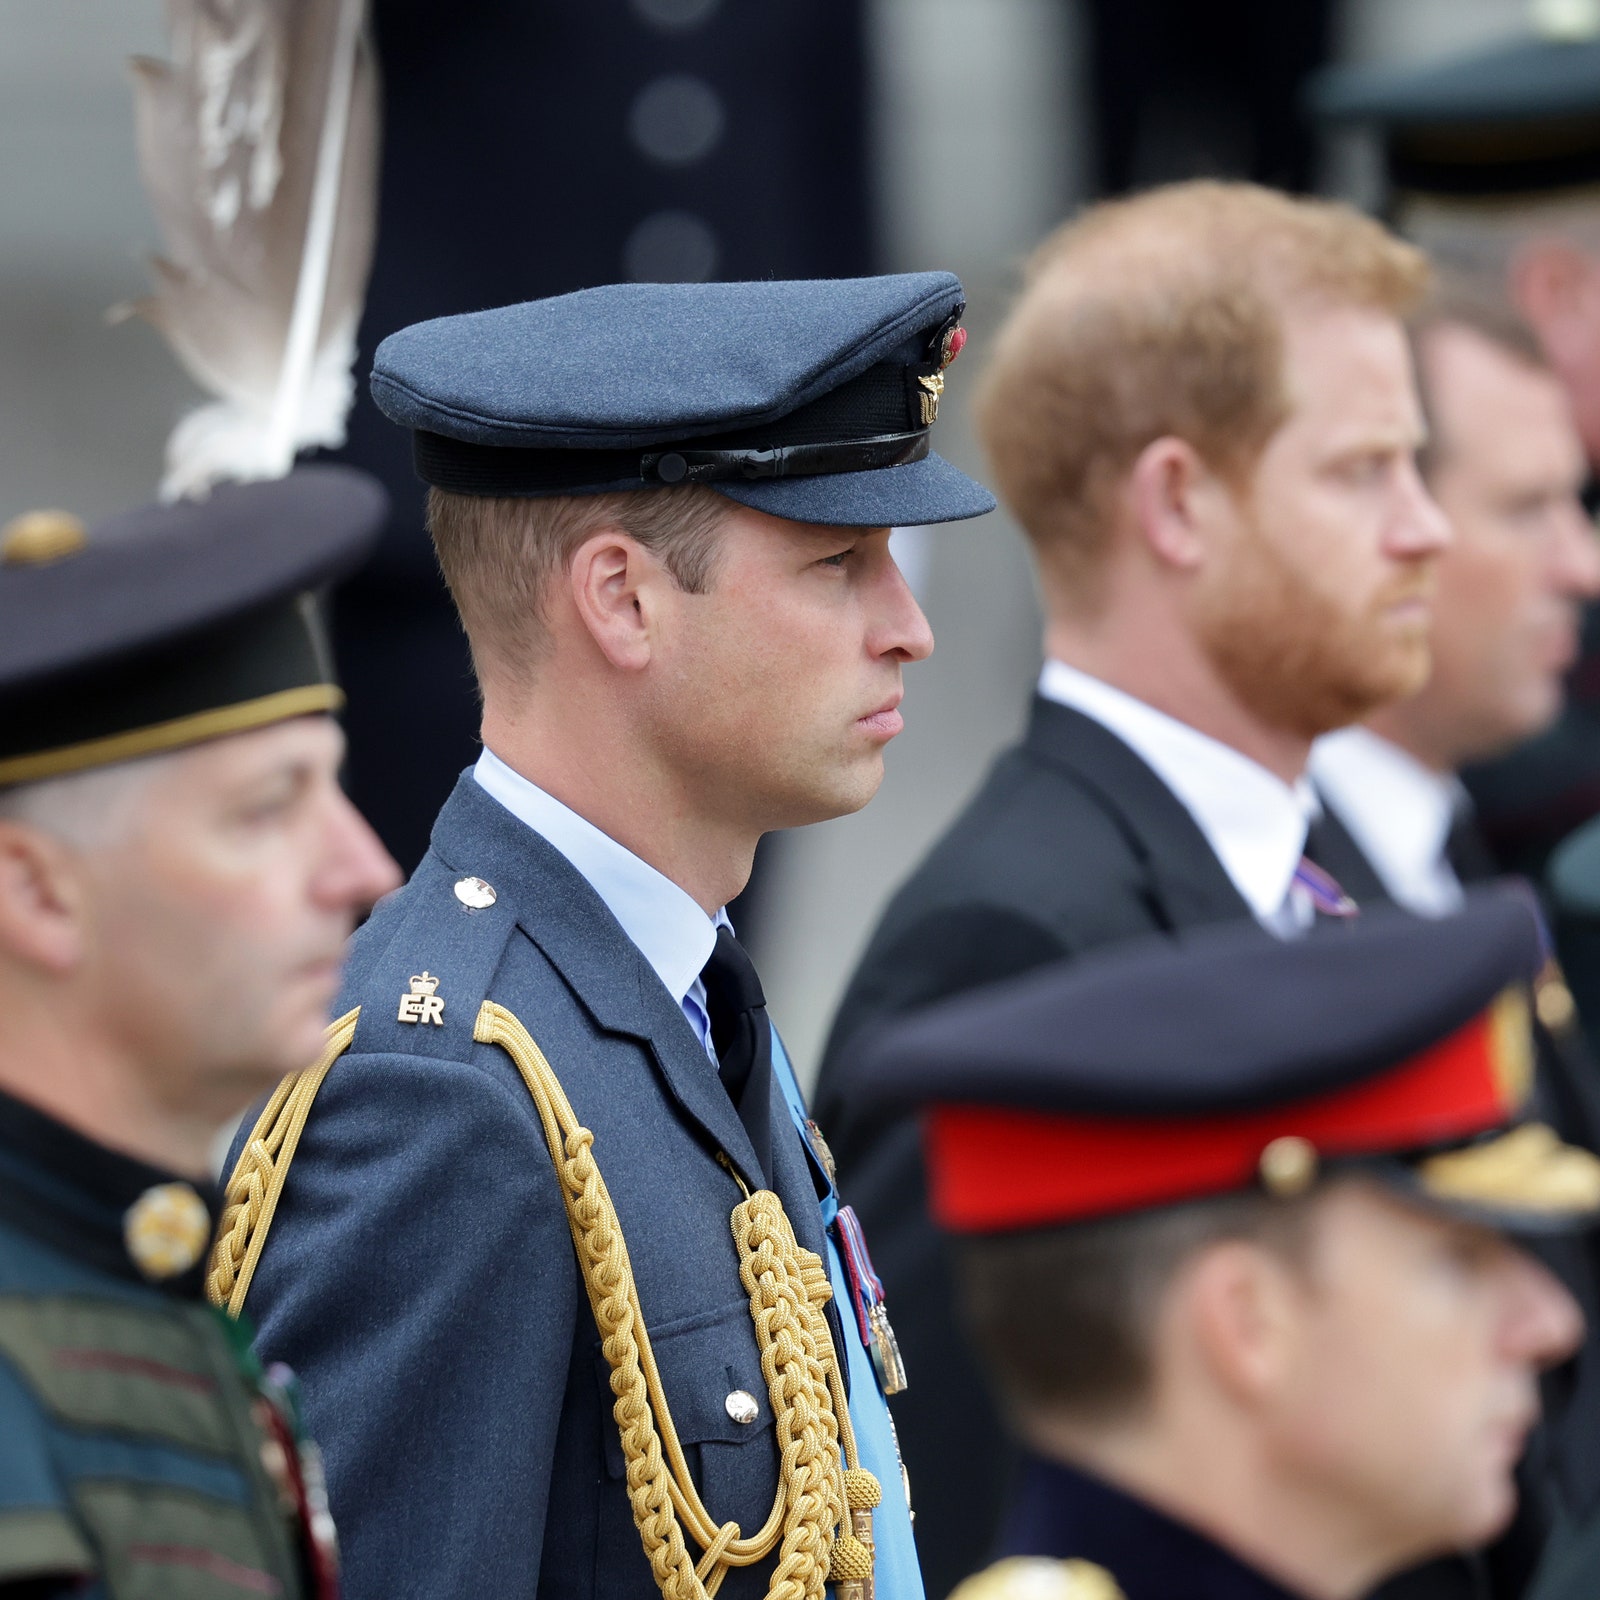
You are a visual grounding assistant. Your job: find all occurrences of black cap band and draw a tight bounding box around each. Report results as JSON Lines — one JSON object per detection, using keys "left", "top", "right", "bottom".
{"left": 0, "top": 595, "right": 340, "bottom": 787}
{"left": 1390, "top": 114, "right": 1600, "bottom": 198}
{"left": 412, "top": 357, "right": 942, "bottom": 498}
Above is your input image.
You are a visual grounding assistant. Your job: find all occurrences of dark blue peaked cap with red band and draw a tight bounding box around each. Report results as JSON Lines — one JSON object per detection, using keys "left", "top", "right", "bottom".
{"left": 851, "top": 888, "right": 1600, "bottom": 1236}
{"left": 370, "top": 273, "right": 997, "bottom": 528}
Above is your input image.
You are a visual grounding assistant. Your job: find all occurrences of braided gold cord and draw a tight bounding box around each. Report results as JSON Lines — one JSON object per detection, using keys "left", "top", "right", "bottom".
{"left": 475, "top": 1001, "right": 877, "bottom": 1600}
{"left": 207, "top": 1008, "right": 361, "bottom": 1314}
{"left": 206, "top": 1000, "right": 881, "bottom": 1600}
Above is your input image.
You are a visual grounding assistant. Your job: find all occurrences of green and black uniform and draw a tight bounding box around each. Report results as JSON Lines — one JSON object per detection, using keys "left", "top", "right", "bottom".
{"left": 0, "top": 1088, "right": 337, "bottom": 1598}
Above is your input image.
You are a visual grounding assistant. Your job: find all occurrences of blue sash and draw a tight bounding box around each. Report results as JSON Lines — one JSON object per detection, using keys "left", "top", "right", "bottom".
{"left": 770, "top": 1032, "right": 925, "bottom": 1600}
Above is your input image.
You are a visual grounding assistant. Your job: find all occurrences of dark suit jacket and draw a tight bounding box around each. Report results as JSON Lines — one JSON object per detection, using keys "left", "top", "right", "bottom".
{"left": 230, "top": 775, "right": 861, "bottom": 1600}
{"left": 815, "top": 695, "right": 1384, "bottom": 1596}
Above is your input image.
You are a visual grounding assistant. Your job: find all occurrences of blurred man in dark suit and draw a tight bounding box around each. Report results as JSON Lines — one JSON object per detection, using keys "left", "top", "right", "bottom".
{"left": 813, "top": 180, "right": 1448, "bottom": 1597}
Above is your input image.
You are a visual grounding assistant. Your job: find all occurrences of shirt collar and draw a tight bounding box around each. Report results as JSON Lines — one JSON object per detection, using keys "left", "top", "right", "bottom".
{"left": 1309, "top": 727, "right": 1467, "bottom": 918}
{"left": 1038, "top": 661, "right": 1316, "bottom": 922}
{"left": 473, "top": 747, "right": 725, "bottom": 1006}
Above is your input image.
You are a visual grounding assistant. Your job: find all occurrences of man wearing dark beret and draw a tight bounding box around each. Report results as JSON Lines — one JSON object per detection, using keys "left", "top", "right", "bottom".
{"left": 852, "top": 891, "right": 1599, "bottom": 1600}
{"left": 0, "top": 467, "right": 400, "bottom": 1596}
{"left": 212, "top": 274, "right": 995, "bottom": 1600}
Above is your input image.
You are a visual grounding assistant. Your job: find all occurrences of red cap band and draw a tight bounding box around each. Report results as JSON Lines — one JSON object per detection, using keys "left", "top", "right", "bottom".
{"left": 925, "top": 993, "right": 1530, "bottom": 1233}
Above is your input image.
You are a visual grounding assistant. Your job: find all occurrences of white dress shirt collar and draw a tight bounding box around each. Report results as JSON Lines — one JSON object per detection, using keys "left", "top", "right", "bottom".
{"left": 1309, "top": 726, "right": 1466, "bottom": 918}
{"left": 472, "top": 746, "right": 727, "bottom": 1013}
{"left": 1038, "top": 660, "right": 1318, "bottom": 930}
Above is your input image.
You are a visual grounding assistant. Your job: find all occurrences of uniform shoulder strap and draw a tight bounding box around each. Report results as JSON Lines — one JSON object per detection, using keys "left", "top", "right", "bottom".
{"left": 208, "top": 859, "right": 523, "bottom": 1314}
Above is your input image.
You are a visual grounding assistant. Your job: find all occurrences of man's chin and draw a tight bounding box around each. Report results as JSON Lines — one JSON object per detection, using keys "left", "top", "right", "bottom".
{"left": 274, "top": 1013, "right": 341, "bottom": 1077}
{"left": 1454, "top": 1475, "right": 1520, "bottom": 1551}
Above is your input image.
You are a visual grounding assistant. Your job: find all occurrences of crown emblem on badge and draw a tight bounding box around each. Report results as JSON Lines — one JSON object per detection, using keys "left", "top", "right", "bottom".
{"left": 398, "top": 970, "right": 445, "bottom": 1025}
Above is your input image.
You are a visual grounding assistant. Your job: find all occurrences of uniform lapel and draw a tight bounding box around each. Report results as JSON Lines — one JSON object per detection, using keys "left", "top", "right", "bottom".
{"left": 427, "top": 775, "right": 766, "bottom": 1189}
{"left": 1024, "top": 697, "right": 1256, "bottom": 931}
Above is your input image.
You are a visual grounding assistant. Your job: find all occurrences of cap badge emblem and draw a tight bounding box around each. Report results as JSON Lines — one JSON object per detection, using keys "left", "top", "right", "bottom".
{"left": 915, "top": 325, "right": 968, "bottom": 425}
{"left": 398, "top": 971, "right": 445, "bottom": 1026}
{"left": 124, "top": 1181, "right": 212, "bottom": 1280}
{"left": 1259, "top": 1135, "right": 1318, "bottom": 1198}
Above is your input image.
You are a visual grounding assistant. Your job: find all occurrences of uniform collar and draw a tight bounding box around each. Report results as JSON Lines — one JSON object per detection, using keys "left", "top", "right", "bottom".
{"left": 1310, "top": 727, "right": 1467, "bottom": 918}
{"left": 473, "top": 746, "right": 728, "bottom": 1009}
{"left": 1038, "top": 661, "right": 1316, "bottom": 927}
{"left": 0, "top": 1086, "right": 218, "bottom": 1299}
{"left": 1001, "top": 1453, "right": 1306, "bottom": 1600}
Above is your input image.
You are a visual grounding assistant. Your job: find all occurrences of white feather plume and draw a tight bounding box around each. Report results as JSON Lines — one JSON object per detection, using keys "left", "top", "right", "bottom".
{"left": 127, "top": 0, "right": 380, "bottom": 501}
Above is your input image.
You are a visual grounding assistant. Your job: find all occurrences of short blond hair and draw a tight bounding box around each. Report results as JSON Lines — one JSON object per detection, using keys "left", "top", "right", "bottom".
{"left": 428, "top": 485, "right": 732, "bottom": 687}
{"left": 977, "top": 181, "right": 1431, "bottom": 607}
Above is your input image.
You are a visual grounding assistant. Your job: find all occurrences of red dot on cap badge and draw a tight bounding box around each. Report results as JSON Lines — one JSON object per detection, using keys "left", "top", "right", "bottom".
{"left": 940, "top": 326, "right": 968, "bottom": 368}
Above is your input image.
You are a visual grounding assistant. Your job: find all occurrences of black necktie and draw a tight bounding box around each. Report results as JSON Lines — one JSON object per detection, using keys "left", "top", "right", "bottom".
{"left": 700, "top": 927, "right": 773, "bottom": 1187}
{"left": 1444, "top": 804, "right": 1498, "bottom": 886}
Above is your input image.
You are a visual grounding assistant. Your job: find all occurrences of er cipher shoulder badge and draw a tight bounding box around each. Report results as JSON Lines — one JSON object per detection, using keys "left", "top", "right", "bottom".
{"left": 397, "top": 971, "right": 444, "bottom": 1026}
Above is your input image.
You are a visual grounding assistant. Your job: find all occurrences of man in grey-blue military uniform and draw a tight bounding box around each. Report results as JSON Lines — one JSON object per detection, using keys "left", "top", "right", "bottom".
{"left": 213, "top": 274, "right": 996, "bottom": 1599}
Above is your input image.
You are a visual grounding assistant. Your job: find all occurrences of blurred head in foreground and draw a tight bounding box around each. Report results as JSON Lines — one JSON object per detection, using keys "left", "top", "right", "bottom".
{"left": 0, "top": 470, "right": 399, "bottom": 1178}
{"left": 1364, "top": 286, "right": 1600, "bottom": 772}
{"left": 857, "top": 891, "right": 1595, "bottom": 1600}
{"left": 979, "top": 180, "right": 1450, "bottom": 761}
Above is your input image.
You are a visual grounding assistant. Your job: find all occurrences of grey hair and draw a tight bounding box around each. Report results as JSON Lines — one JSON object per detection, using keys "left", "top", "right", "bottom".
{"left": 0, "top": 753, "right": 173, "bottom": 848}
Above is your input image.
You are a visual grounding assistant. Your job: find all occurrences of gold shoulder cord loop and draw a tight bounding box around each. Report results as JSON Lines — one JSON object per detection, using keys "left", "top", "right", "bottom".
{"left": 208, "top": 1008, "right": 360, "bottom": 1315}
{"left": 207, "top": 1000, "right": 880, "bottom": 1600}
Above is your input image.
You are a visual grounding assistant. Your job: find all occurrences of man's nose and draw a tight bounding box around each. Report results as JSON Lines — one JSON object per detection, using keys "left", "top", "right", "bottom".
{"left": 1550, "top": 506, "right": 1600, "bottom": 601}
{"left": 875, "top": 551, "right": 935, "bottom": 663}
{"left": 1387, "top": 463, "right": 1454, "bottom": 560}
{"left": 319, "top": 792, "right": 403, "bottom": 913}
{"left": 1503, "top": 1251, "right": 1585, "bottom": 1371}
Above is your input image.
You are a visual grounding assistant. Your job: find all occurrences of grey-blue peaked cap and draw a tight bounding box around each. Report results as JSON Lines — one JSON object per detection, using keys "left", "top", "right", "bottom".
{"left": 370, "top": 272, "right": 997, "bottom": 528}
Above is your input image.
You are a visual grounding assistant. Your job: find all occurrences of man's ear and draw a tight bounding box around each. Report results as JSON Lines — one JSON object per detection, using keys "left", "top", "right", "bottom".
{"left": 1180, "top": 1239, "right": 1298, "bottom": 1408}
{"left": 1125, "top": 436, "right": 1235, "bottom": 573}
{"left": 1510, "top": 240, "right": 1599, "bottom": 361}
{"left": 565, "top": 527, "right": 672, "bottom": 671}
{"left": 0, "top": 821, "right": 88, "bottom": 976}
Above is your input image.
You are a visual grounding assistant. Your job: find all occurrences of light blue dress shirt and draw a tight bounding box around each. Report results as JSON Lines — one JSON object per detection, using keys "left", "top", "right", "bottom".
{"left": 473, "top": 746, "right": 730, "bottom": 1059}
